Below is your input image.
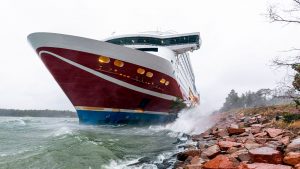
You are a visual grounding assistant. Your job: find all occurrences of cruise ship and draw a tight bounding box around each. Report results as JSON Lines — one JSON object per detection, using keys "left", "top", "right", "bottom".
{"left": 27, "top": 31, "right": 201, "bottom": 124}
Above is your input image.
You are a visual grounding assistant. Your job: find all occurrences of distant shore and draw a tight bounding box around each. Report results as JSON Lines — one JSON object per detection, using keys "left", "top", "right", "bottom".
{"left": 0, "top": 108, "right": 77, "bottom": 118}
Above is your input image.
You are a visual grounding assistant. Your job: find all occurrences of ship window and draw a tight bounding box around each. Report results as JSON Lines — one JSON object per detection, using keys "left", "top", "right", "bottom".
{"left": 136, "top": 48, "right": 158, "bottom": 52}
{"left": 106, "top": 35, "right": 199, "bottom": 46}
{"left": 98, "top": 56, "right": 110, "bottom": 63}
{"left": 160, "top": 78, "right": 166, "bottom": 84}
{"left": 137, "top": 68, "right": 145, "bottom": 74}
{"left": 146, "top": 72, "right": 153, "bottom": 78}
{"left": 114, "top": 60, "right": 124, "bottom": 67}
{"left": 165, "top": 81, "right": 169, "bottom": 86}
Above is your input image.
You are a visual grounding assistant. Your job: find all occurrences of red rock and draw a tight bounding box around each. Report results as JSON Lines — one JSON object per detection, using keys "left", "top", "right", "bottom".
{"left": 186, "top": 164, "right": 202, "bottom": 169}
{"left": 218, "top": 141, "right": 242, "bottom": 151}
{"left": 246, "top": 163, "right": 292, "bottom": 169}
{"left": 254, "top": 132, "right": 267, "bottom": 137}
{"left": 255, "top": 138, "right": 267, "bottom": 144}
{"left": 248, "top": 117, "right": 258, "bottom": 124}
{"left": 249, "top": 147, "right": 283, "bottom": 164}
{"left": 266, "top": 141, "right": 284, "bottom": 151}
{"left": 227, "top": 128, "right": 246, "bottom": 135}
{"left": 283, "top": 152, "right": 300, "bottom": 165}
{"left": 230, "top": 124, "right": 239, "bottom": 129}
{"left": 244, "top": 143, "right": 261, "bottom": 150}
{"left": 238, "top": 153, "right": 250, "bottom": 162}
{"left": 237, "top": 137, "right": 249, "bottom": 144}
{"left": 225, "top": 137, "right": 236, "bottom": 142}
{"left": 295, "top": 163, "right": 300, "bottom": 169}
{"left": 237, "top": 163, "right": 250, "bottom": 169}
{"left": 280, "top": 136, "right": 290, "bottom": 146}
{"left": 203, "top": 155, "right": 238, "bottom": 169}
{"left": 251, "top": 124, "right": 262, "bottom": 134}
{"left": 265, "top": 128, "right": 283, "bottom": 138}
{"left": 190, "top": 156, "right": 201, "bottom": 164}
{"left": 216, "top": 129, "right": 229, "bottom": 138}
{"left": 231, "top": 149, "right": 250, "bottom": 162}
{"left": 201, "top": 145, "right": 220, "bottom": 159}
{"left": 286, "top": 138, "right": 300, "bottom": 152}
{"left": 177, "top": 149, "right": 201, "bottom": 161}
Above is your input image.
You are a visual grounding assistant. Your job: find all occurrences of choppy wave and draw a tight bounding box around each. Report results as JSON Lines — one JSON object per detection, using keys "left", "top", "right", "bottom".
{"left": 165, "top": 105, "right": 214, "bottom": 134}
{"left": 0, "top": 106, "right": 215, "bottom": 169}
{"left": 51, "top": 126, "right": 74, "bottom": 137}
{"left": 0, "top": 118, "right": 27, "bottom": 126}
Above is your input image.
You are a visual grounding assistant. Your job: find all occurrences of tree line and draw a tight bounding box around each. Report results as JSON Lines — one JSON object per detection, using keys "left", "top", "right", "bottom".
{"left": 0, "top": 109, "right": 77, "bottom": 118}
{"left": 220, "top": 89, "right": 292, "bottom": 112}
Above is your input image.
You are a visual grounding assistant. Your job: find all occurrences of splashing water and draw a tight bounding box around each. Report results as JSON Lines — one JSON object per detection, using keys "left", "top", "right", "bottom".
{"left": 165, "top": 105, "right": 215, "bottom": 134}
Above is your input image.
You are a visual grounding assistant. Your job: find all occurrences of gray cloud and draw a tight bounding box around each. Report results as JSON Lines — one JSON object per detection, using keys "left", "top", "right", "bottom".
{"left": 0, "top": 0, "right": 299, "bottom": 111}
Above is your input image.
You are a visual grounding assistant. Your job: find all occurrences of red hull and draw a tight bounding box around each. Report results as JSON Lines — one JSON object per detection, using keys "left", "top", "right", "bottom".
{"left": 38, "top": 47, "right": 183, "bottom": 113}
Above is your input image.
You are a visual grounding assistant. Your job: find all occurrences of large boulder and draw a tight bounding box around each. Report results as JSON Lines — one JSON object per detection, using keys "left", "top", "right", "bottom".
{"left": 249, "top": 147, "right": 283, "bottom": 164}
{"left": 283, "top": 152, "right": 300, "bottom": 166}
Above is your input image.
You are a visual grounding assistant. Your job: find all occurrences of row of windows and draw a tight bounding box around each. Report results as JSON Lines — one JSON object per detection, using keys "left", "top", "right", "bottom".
{"left": 98, "top": 56, "right": 169, "bottom": 86}
{"left": 106, "top": 35, "right": 199, "bottom": 46}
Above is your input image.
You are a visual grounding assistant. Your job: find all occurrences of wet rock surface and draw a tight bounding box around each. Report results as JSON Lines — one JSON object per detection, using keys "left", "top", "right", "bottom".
{"left": 249, "top": 147, "right": 282, "bottom": 164}
{"left": 170, "top": 107, "right": 300, "bottom": 169}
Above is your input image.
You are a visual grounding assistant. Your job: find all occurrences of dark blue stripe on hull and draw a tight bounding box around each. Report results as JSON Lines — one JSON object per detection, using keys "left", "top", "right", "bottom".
{"left": 77, "top": 110, "right": 178, "bottom": 125}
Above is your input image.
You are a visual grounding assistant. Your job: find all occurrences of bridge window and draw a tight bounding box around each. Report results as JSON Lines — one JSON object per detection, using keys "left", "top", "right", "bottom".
{"left": 106, "top": 35, "right": 199, "bottom": 46}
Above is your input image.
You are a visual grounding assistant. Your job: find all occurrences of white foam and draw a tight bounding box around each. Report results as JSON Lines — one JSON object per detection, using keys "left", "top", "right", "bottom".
{"left": 165, "top": 105, "right": 214, "bottom": 134}
{"left": 103, "top": 159, "right": 157, "bottom": 169}
{"left": 52, "top": 126, "right": 73, "bottom": 137}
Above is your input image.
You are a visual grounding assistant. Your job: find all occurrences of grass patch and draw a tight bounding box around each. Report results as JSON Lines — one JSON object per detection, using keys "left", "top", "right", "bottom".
{"left": 283, "top": 113, "right": 300, "bottom": 123}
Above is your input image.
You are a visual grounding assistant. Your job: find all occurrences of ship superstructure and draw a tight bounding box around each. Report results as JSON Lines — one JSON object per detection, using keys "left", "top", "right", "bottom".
{"left": 28, "top": 31, "right": 201, "bottom": 124}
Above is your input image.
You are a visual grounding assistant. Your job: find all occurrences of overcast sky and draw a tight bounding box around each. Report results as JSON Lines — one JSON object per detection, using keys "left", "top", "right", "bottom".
{"left": 0, "top": 0, "right": 299, "bottom": 111}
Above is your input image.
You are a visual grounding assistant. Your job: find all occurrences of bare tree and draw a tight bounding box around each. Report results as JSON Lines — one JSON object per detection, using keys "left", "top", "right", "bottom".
{"left": 268, "top": 0, "right": 300, "bottom": 24}
{"left": 268, "top": 0, "right": 300, "bottom": 107}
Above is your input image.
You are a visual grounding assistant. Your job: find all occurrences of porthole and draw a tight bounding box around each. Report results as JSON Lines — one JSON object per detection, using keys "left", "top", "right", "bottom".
{"left": 114, "top": 60, "right": 124, "bottom": 67}
{"left": 137, "top": 68, "right": 145, "bottom": 74}
{"left": 98, "top": 56, "right": 110, "bottom": 63}
{"left": 160, "top": 78, "right": 166, "bottom": 84}
{"left": 165, "top": 81, "right": 169, "bottom": 86}
{"left": 146, "top": 72, "right": 153, "bottom": 78}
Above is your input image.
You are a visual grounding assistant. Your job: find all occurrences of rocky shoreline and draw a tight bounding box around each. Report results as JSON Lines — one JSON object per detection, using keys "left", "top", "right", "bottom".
{"left": 172, "top": 105, "right": 300, "bottom": 169}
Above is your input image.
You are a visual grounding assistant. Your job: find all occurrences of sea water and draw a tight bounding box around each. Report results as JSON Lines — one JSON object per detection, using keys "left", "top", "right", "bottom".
{"left": 0, "top": 106, "right": 214, "bottom": 169}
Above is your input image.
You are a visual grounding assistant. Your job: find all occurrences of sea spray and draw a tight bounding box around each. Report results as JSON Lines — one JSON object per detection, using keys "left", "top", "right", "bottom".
{"left": 165, "top": 105, "right": 215, "bottom": 134}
